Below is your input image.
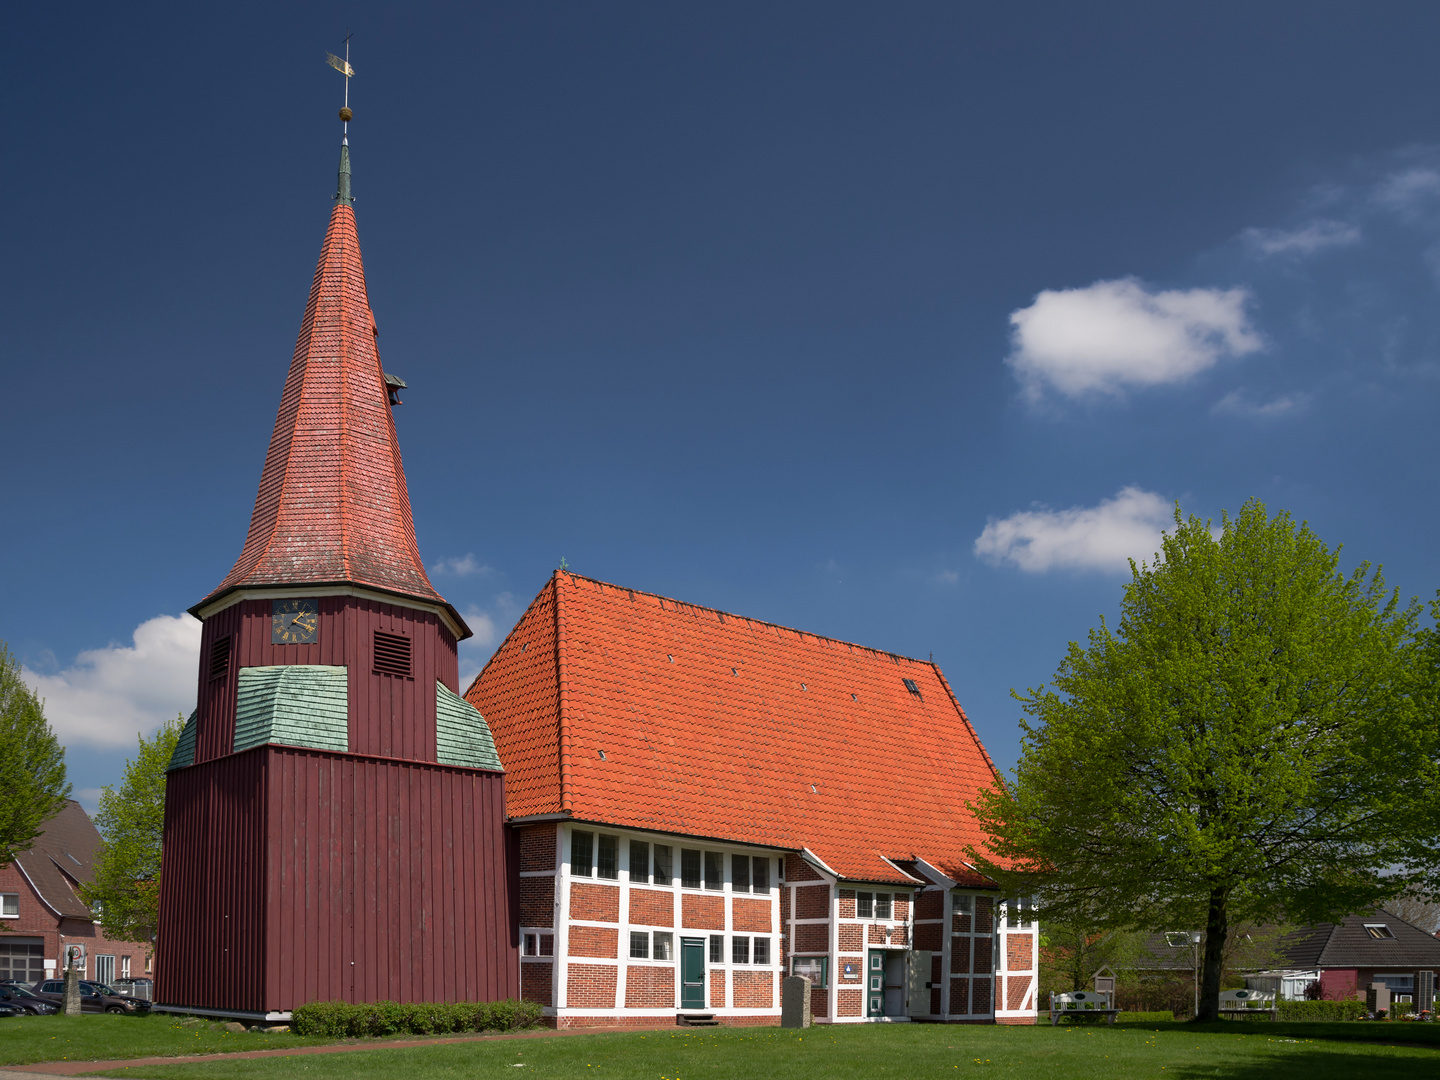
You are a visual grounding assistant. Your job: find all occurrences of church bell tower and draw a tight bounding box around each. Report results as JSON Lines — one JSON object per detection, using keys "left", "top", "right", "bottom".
{"left": 157, "top": 88, "right": 517, "bottom": 1018}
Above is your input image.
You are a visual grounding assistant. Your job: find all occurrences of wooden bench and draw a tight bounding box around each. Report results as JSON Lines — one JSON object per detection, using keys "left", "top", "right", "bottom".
{"left": 1218, "top": 988, "right": 1276, "bottom": 1019}
{"left": 1049, "top": 990, "right": 1120, "bottom": 1025}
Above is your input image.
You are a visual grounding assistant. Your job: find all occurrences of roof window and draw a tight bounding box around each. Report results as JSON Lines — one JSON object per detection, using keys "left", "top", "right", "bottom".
{"left": 851, "top": 693, "right": 858, "bottom": 702}
{"left": 1364, "top": 924, "right": 1395, "bottom": 939}
{"left": 667, "top": 654, "right": 674, "bottom": 663}
{"left": 903, "top": 678, "right": 921, "bottom": 696}
{"left": 731, "top": 667, "right": 738, "bottom": 676}
{"left": 800, "top": 683, "right": 806, "bottom": 691}
{"left": 598, "top": 750, "right": 607, "bottom": 761}
{"left": 810, "top": 784, "right": 817, "bottom": 793}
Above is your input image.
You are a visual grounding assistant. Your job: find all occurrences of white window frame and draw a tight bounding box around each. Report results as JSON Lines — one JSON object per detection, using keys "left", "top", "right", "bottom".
{"left": 0, "top": 893, "right": 18, "bottom": 919}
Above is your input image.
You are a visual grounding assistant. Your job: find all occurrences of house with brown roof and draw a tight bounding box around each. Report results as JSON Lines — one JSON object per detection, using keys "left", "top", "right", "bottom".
{"left": 466, "top": 572, "right": 1035, "bottom": 1027}
{"left": 0, "top": 801, "right": 151, "bottom": 987}
{"left": 1257, "top": 910, "right": 1440, "bottom": 1007}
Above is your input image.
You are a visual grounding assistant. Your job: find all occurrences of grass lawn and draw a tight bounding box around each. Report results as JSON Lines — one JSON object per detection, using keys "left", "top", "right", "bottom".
{"left": 85, "top": 1021, "right": 1440, "bottom": 1079}
{"left": 0, "top": 1013, "right": 328, "bottom": 1066}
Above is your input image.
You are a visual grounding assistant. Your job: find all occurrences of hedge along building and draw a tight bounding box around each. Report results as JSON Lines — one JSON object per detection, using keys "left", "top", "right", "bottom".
{"left": 466, "top": 572, "right": 1038, "bottom": 1027}
{"left": 155, "top": 112, "right": 516, "bottom": 1020}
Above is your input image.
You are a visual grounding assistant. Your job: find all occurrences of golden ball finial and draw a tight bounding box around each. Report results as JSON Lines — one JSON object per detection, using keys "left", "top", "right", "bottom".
{"left": 339, "top": 107, "right": 353, "bottom": 122}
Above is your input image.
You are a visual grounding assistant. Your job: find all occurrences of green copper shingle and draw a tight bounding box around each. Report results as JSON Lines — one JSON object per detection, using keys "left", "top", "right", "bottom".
{"left": 436, "top": 681, "right": 503, "bottom": 771}
{"left": 234, "top": 665, "right": 349, "bottom": 754}
{"left": 167, "top": 710, "right": 198, "bottom": 772}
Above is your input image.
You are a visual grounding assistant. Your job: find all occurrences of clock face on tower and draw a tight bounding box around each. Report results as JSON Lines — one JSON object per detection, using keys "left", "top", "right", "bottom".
{"left": 271, "top": 598, "right": 319, "bottom": 644}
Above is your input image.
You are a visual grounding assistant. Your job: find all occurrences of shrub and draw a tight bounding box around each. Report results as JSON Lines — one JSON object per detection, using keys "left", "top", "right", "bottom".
{"left": 291, "top": 998, "right": 543, "bottom": 1038}
{"left": 1275, "top": 999, "right": 1367, "bottom": 1022}
{"left": 1119, "top": 1011, "right": 1175, "bottom": 1022}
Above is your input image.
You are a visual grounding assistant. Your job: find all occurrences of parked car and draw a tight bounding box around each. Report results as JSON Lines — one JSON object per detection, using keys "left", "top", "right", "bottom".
{"left": 0, "top": 984, "right": 59, "bottom": 1015}
{"left": 111, "top": 977, "right": 154, "bottom": 1000}
{"left": 31, "top": 979, "right": 151, "bottom": 1014}
{"left": 0, "top": 1000, "right": 25, "bottom": 1018}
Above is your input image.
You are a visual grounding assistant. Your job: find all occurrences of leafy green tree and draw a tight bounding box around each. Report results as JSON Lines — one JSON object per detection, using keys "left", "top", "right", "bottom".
{"left": 80, "top": 713, "right": 184, "bottom": 944}
{"left": 1039, "top": 917, "right": 1145, "bottom": 997}
{"left": 0, "top": 641, "right": 70, "bottom": 868}
{"left": 971, "top": 499, "right": 1440, "bottom": 1022}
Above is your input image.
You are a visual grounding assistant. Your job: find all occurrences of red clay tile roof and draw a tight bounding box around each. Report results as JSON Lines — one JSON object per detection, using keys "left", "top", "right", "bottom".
{"left": 194, "top": 188, "right": 452, "bottom": 621}
{"left": 467, "top": 572, "right": 1006, "bottom": 886}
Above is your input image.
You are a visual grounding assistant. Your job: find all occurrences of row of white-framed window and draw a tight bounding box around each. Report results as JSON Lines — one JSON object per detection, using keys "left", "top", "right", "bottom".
{"left": 572, "top": 832, "right": 773, "bottom": 893}
{"left": 625, "top": 931, "right": 773, "bottom": 965}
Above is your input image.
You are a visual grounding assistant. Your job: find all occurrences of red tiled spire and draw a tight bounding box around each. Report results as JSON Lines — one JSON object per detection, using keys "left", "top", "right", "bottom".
{"left": 195, "top": 143, "right": 457, "bottom": 625}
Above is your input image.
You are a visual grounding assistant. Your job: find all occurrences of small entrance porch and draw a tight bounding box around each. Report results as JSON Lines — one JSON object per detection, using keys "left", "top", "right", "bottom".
{"left": 865, "top": 948, "right": 912, "bottom": 1020}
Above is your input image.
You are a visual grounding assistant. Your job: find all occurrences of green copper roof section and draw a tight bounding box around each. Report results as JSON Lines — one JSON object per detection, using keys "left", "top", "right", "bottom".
{"left": 166, "top": 711, "right": 198, "bottom": 772}
{"left": 436, "top": 681, "right": 503, "bottom": 771}
{"left": 234, "top": 665, "right": 349, "bottom": 754}
{"left": 334, "top": 139, "right": 353, "bottom": 205}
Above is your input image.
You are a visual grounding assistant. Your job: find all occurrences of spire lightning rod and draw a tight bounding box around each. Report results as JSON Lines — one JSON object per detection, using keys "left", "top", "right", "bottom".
{"left": 326, "top": 31, "right": 355, "bottom": 136}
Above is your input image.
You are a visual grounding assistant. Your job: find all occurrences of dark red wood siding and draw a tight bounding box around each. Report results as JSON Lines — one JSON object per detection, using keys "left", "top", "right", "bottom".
{"left": 158, "top": 746, "right": 516, "bottom": 1014}
{"left": 193, "top": 596, "right": 459, "bottom": 765}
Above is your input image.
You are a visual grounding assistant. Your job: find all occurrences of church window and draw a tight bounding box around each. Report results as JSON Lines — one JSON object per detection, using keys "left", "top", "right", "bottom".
{"left": 652, "top": 932, "right": 673, "bottom": 961}
{"left": 681, "top": 849, "right": 702, "bottom": 889}
{"left": 629, "top": 932, "right": 649, "bottom": 959}
{"left": 709, "top": 935, "right": 724, "bottom": 963}
{"left": 953, "top": 894, "right": 974, "bottom": 915}
{"left": 875, "top": 893, "right": 892, "bottom": 920}
{"left": 523, "top": 934, "right": 538, "bottom": 956}
{"left": 704, "top": 851, "right": 723, "bottom": 890}
{"left": 731, "top": 854, "right": 750, "bottom": 893}
{"left": 539, "top": 934, "right": 554, "bottom": 956}
{"left": 732, "top": 936, "right": 750, "bottom": 964}
{"left": 597, "top": 834, "right": 618, "bottom": 879}
{"left": 753, "top": 937, "right": 771, "bottom": 965}
{"left": 572, "top": 831, "right": 594, "bottom": 877}
{"left": 373, "top": 631, "right": 413, "bottom": 679}
{"left": 654, "top": 845, "right": 673, "bottom": 886}
{"left": 629, "top": 840, "right": 649, "bottom": 883}
{"left": 857, "top": 891, "right": 873, "bottom": 918}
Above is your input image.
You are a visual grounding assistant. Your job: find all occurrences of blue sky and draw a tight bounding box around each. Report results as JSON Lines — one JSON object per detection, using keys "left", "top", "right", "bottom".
{"left": 5, "top": 3, "right": 1440, "bottom": 810}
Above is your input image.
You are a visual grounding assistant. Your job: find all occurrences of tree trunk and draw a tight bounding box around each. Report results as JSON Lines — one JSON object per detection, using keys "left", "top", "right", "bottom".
{"left": 1194, "top": 887, "right": 1229, "bottom": 1022}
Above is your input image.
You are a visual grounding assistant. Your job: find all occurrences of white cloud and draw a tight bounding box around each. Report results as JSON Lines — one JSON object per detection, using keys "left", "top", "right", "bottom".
{"left": 1241, "top": 220, "right": 1360, "bottom": 257}
{"left": 1373, "top": 166, "right": 1440, "bottom": 216}
{"left": 431, "top": 554, "right": 494, "bottom": 577}
{"left": 974, "top": 487, "right": 1172, "bottom": 573}
{"left": 458, "top": 593, "right": 524, "bottom": 689}
{"left": 75, "top": 788, "right": 105, "bottom": 815}
{"left": 1212, "top": 389, "right": 1310, "bottom": 418}
{"left": 22, "top": 615, "right": 201, "bottom": 750}
{"left": 1007, "top": 278, "right": 1262, "bottom": 399}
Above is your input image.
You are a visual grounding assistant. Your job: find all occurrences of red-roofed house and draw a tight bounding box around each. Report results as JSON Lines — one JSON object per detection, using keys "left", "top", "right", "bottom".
{"left": 467, "top": 572, "right": 1036, "bottom": 1027}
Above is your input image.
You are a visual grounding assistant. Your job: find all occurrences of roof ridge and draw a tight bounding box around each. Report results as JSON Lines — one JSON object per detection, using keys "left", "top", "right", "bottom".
{"left": 556, "top": 570, "right": 933, "bottom": 666}
{"left": 553, "top": 573, "right": 574, "bottom": 815}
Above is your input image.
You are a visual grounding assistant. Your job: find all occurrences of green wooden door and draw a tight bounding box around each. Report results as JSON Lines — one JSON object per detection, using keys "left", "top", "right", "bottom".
{"left": 681, "top": 938, "right": 706, "bottom": 1009}
{"left": 867, "top": 949, "right": 885, "bottom": 1017}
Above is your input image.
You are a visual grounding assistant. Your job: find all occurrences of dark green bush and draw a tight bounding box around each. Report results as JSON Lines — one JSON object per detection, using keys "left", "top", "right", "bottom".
{"left": 1275, "top": 999, "right": 1366, "bottom": 1022}
{"left": 291, "top": 998, "right": 543, "bottom": 1037}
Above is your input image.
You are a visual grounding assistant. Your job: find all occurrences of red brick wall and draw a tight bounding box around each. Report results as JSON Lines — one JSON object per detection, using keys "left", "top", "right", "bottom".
{"left": 972, "top": 976, "right": 992, "bottom": 1014}
{"left": 568, "top": 925, "right": 618, "bottom": 959}
{"left": 893, "top": 926, "right": 908, "bottom": 947}
{"left": 682, "top": 893, "right": 724, "bottom": 930}
{"left": 914, "top": 923, "right": 942, "bottom": 951}
{"left": 785, "top": 854, "right": 821, "bottom": 881}
{"left": 868, "top": 924, "right": 887, "bottom": 945}
{"left": 520, "top": 876, "right": 555, "bottom": 928}
{"left": 628, "top": 888, "right": 674, "bottom": 927}
{"left": 973, "top": 936, "right": 992, "bottom": 974}
{"left": 837, "top": 889, "right": 856, "bottom": 917}
{"left": 838, "top": 924, "right": 863, "bottom": 952}
{"left": 521, "top": 961, "right": 553, "bottom": 1005}
{"left": 732, "top": 969, "right": 772, "bottom": 1008}
{"left": 949, "top": 977, "right": 969, "bottom": 1014}
{"left": 518, "top": 825, "right": 556, "bottom": 872}
{"left": 951, "top": 937, "right": 971, "bottom": 974}
{"left": 795, "top": 884, "right": 830, "bottom": 919}
{"left": 567, "top": 963, "right": 617, "bottom": 1008}
{"left": 0, "top": 861, "right": 153, "bottom": 981}
{"left": 893, "top": 895, "right": 910, "bottom": 920}
{"left": 930, "top": 987, "right": 941, "bottom": 1014}
{"left": 916, "top": 890, "right": 943, "bottom": 919}
{"left": 571, "top": 883, "right": 620, "bottom": 923}
{"left": 780, "top": 886, "right": 791, "bottom": 923}
{"left": 1006, "top": 933, "right": 1033, "bottom": 968}
{"left": 837, "top": 987, "right": 862, "bottom": 1016}
{"left": 625, "top": 965, "right": 675, "bottom": 1008}
{"left": 812, "top": 985, "right": 828, "bottom": 1018}
{"left": 1007, "top": 974, "right": 1032, "bottom": 1010}
{"left": 732, "top": 897, "right": 771, "bottom": 933}
{"left": 795, "top": 922, "right": 828, "bottom": 952}
{"left": 974, "top": 897, "right": 993, "bottom": 934}
{"left": 952, "top": 910, "right": 972, "bottom": 934}
{"left": 710, "top": 969, "right": 725, "bottom": 1008}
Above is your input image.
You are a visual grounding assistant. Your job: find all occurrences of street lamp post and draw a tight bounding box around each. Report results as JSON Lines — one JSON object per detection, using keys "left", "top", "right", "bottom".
{"left": 1165, "top": 931, "right": 1203, "bottom": 1019}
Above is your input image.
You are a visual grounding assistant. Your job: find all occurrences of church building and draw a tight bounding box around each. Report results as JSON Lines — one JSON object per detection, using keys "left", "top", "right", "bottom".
{"left": 157, "top": 102, "right": 1034, "bottom": 1027}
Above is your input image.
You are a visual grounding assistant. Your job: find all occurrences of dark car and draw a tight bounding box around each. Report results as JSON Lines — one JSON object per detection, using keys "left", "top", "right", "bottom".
{"left": 0, "top": 984, "right": 58, "bottom": 1015}
{"left": 0, "top": 1000, "right": 24, "bottom": 1018}
{"left": 32, "top": 979, "right": 151, "bottom": 1014}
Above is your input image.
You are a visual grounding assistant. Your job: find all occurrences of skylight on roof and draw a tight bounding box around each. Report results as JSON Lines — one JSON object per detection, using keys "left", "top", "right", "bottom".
{"left": 1364, "top": 923, "right": 1395, "bottom": 939}
{"left": 667, "top": 655, "right": 673, "bottom": 663}
{"left": 903, "top": 678, "right": 921, "bottom": 697}
{"left": 851, "top": 693, "right": 858, "bottom": 702}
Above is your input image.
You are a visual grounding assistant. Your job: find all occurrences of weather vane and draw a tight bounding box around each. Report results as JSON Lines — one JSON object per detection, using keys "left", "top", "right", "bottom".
{"left": 326, "top": 31, "right": 355, "bottom": 133}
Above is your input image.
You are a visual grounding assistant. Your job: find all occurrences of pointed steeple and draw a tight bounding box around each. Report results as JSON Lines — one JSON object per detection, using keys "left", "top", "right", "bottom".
{"left": 195, "top": 140, "right": 465, "bottom": 635}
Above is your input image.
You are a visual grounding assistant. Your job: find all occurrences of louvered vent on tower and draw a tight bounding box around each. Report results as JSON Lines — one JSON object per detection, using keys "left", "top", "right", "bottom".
{"left": 208, "top": 636, "right": 232, "bottom": 681}
{"left": 373, "top": 631, "right": 413, "bottom": 680}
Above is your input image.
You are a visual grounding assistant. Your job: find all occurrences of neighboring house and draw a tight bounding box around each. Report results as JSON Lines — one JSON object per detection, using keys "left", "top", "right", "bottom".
{"left": 1259, "top": 910, "right": 1440, "bottom": 1004}
{"left": 467, "top": 572, "right": 1038, "bottom": 1027}
{"left": 0, "top": 800, "right": 151, "bottom": 986}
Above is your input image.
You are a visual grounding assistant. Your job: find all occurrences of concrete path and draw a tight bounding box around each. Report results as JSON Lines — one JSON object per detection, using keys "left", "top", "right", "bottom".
{"left": 1, "top": 1023, "right": 682, "bottom": 1078}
